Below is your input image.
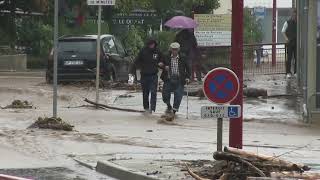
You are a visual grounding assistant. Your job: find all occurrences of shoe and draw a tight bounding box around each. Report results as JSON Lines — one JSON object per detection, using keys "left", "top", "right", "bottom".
{"left": 173, "top": 108, "right": 178, "bottom": 114}
{"left": 286, "top": 73, "right": 292, "bottom": 78}
{"left": 294, "top": 73, "right": 297, "bottom": 77}
{"left": 165, "top": 104, "right": 172, "bottom": 114}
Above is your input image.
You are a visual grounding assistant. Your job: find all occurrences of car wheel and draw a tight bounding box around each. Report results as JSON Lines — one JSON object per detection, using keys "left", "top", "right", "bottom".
{"left": 46, "top": 70, "right": 53, "bottom": 84}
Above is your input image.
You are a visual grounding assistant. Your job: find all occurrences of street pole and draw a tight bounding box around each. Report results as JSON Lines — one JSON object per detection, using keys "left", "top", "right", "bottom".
{"left": 96, "top": 5, "right": 102, "bottom": 106}
{"left": 217, "top": 118, "right": 223, "bottom": 151}
{"left": 230, "top": 0, "right": 243, "bottom": 149}
{"left": 53, "top": 0, "right": 58, "bottom": 118}
{"left": 272, "top": 0, "right": 277, "bottom": 66}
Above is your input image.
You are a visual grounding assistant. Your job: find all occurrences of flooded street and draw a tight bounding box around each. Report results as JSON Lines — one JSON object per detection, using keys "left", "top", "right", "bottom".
{"left": 0, "top": 75, "right": 319, "bottom": 179}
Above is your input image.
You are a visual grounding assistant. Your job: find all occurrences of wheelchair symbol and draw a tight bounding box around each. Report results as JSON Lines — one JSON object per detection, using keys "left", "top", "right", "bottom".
{"left": 228, "top": 107, "right": 238, "bottom": 118}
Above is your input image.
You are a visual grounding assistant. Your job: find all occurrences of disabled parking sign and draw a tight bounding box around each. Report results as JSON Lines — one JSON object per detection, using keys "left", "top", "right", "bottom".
{"left": 201, "top": 105, "right": 241, "bottom": 119}
{"left": 201, "top": 68, "right": 241, "bottom": 152}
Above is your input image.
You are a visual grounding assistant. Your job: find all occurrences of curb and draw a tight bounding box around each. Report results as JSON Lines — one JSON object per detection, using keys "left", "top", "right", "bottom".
{"left": 0, "top": 174, "right": 31, "bottom": 180}
{"left": 0, "top": 71, "right": 45, "bottom": 77}
{"left": 73, "top": 158, "right": 95, "bottom": 170}
{"left": 96, "top": 161, "right": 159, "bottom": 180}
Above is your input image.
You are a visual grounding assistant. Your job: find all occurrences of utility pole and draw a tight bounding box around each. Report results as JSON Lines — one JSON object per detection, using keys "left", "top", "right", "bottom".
{"left": 53, "top": 0, "right": 58, "bottom": 118}
{"left": 272, "top": 0, "right": 277, "bottom": 66}
{"left": 230, "top": 0, "right": 244, "bottom": 149}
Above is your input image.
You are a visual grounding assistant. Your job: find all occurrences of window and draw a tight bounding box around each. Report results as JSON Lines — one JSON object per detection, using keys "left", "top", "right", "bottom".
{"left": 102, "top": 37, "right": 117, "bottom": 54}
{"left": 114, "top": 37, "right": 126, "bottom": 56}
{"left": 59, "top": 40, "right": 96, "bottom": 53}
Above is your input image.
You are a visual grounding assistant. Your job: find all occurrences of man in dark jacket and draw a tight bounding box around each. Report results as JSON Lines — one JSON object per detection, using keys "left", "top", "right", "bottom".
{"left": 282, "top": 9, "right": 297, "bottom": 78}
{"left": 161, "top": 42, "right": 191, "bottom": 115}
{"left": 129, "top": 39, "right": 163, "bottom": 113}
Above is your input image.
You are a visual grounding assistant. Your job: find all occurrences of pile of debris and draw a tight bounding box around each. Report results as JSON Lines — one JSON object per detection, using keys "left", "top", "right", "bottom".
{"left": 29, "top": 117, "right": 74, "bottom": 131}
{"left": 2, "top": 100, "right": 33, "bottom": 109}
{"left": 187, "top": 147, "right": 319, "bottom": 180}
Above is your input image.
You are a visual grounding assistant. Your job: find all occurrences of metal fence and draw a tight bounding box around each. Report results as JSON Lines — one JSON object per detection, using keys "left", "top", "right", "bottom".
{"left": 197, "top": 43, "right": 287, "bottom": 76}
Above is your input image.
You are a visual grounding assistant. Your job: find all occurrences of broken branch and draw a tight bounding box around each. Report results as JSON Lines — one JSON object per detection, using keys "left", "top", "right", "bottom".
{"left": 84, "top": 98, "right": 144, "bottom": 113}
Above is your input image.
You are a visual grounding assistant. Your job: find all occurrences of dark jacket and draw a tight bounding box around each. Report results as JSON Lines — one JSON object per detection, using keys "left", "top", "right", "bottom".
{"left": 130, "top": 39, "right": 163, "bottom": 75}
{"left": 285, "top": 19, "right": 297, "bottom": 44}
{"left": 160, "top": 52, "right": 191, "bottom": 85}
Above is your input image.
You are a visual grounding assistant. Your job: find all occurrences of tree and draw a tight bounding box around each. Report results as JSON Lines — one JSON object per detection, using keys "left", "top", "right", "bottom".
{"left": 0, "top": 0, "right": 46, "bottom": 47}
{"left": 243, "top": 8, "right": 263, "bottom": 44}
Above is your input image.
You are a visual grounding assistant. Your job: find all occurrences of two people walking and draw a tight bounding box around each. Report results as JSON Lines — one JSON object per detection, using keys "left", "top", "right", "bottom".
{"left": 130, "top": 39, "right": 191, "bottom": 116}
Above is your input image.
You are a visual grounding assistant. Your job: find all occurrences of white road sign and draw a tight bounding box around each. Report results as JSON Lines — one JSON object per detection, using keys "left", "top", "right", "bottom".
{"left": 201, "top": 105, "right": 241, "bottom": 119}
{"left": 87, "top": 0, "right": 115, "bottom": 6}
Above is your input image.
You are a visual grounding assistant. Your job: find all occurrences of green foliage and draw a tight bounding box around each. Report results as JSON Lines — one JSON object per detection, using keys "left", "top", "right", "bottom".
{"left": 120, "top": 26, "right": 144, "bottom": 57}
{"left": 113, "top": 0, "right": 220, "bottom": 16}
{"left": 16, "top": 18, "right": 53, "bottom": 56}
{"left": 154, "top": 31, "right": 176, "bottom": 53}
{"left": 244, "top": 8, "right": 263, "bottom": 44}
{"left": 59, "top": 19, "right": 109, "bottom": 36}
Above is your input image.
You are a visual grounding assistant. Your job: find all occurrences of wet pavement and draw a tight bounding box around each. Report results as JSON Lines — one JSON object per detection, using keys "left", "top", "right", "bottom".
{"left": 0, "top": 74, "right": 317, "bottom": 179}
{"left": 114, "top": 74, "right": 302, "bottom": 124}
{"left": 0, "top": 167, "right": 110, "bottom": 180}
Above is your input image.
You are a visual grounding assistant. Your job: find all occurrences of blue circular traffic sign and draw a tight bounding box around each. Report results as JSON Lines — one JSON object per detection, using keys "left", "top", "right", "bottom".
{"left": 203, "top": 68, "right": 240, "bottom": 104}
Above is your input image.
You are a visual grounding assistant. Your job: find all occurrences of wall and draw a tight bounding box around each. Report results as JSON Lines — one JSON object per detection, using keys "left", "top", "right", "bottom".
{"left": 0, "top": 54, "right": 27, "bottom": 71}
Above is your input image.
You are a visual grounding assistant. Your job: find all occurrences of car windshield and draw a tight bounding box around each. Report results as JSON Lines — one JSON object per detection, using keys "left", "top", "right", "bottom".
{"left": 59, "top": 40, "right": 96, "bottom": 53}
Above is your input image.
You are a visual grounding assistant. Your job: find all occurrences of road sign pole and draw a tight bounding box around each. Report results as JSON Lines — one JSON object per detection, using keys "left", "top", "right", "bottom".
{"left": 96, "top": 5, "right": 102, "bottom": 106}
{"left": 230, "top": 0, "right": 244, "bottom": 149}
{"left": 217, "top": 118, "right": 223, "bottom": 151}
{"left": 53, "top": 0, "right": 59, "bottom": 118}
{"left": 272, "top": 0, "right": 277, "bottom": 66}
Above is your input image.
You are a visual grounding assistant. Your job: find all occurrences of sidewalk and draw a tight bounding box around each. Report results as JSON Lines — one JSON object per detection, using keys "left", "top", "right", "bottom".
{"left": 0, "top": 70, "right": 45, "bottom": 77}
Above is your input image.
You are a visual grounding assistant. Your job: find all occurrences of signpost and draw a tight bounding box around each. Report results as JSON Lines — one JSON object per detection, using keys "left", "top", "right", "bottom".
{"left": 53, "top": 0, "right": 58, "bottom": 118}
{"left": 202, "top": 68, "right": 240, "bottom": 151}
{"left": 87, "top": 0, "right": 115, "bottom": 106}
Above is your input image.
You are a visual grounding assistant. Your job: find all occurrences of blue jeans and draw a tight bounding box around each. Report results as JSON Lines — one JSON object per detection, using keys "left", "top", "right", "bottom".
{"left": 162, "top": 81, "right": 184, "bottom": 111}
{"left": 141, "top": 74, "right": 158, "bottom": 111}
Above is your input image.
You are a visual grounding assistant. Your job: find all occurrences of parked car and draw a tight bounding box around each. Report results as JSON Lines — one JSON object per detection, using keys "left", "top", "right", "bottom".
{"left": 46, "top": 34, "right": 133, "bottom": 83}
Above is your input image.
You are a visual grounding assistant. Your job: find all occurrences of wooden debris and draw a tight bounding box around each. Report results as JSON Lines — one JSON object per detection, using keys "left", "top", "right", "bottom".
{"left": 271, "top": 172, "right": 320, "bottom": 179}
{"left": 213, "top": 151, "right": 266, "bottom": 177}
{"left": 243, "top": 88, "right": 268, "bottom": 98}
{"left": 186, "top": 164, "right": 211, "bottom": 180}
{"left": 188, "top": 147, "right": 313, "bottom": 180}
{"left": 84, "top": 98, "right": 144, "bottom": 113}
{"left": 29, "top": 117, "right": 74, "bottom": 131}
{"left": 224, "top": 147, "right": 310, "bottom": 172}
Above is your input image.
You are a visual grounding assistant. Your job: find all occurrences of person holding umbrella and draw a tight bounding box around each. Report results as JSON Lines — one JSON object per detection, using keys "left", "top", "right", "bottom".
{"left": 165, "top": 16, "right": 204, "bottom": 82}
{"left": 129, "top": 38, "right": 164, "bottom": 114}
{"left": 161, "top": 42, "right": 191, "bottom": 116}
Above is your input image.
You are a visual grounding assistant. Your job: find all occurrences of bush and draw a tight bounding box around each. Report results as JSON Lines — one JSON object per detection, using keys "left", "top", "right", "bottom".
{"left": 16, "top": 18, "right": 53, "bottom": 57}
{"left": 119, "top": 26, "right": 144, "bottom": 57}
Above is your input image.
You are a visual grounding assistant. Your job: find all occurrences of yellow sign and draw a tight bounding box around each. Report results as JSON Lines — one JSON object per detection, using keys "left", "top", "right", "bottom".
{"left": 194, "top": 14, "right": 232, "bottom": 46}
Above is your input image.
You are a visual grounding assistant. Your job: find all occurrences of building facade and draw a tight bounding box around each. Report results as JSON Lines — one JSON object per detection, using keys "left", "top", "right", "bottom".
{"left": 297, "top": 0, "right": 320, "bottom": 122}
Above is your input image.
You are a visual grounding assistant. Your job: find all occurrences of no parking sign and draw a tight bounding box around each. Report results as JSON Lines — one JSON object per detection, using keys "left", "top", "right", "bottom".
{"left": 201, "top": 67, "right": 241, "bottom": 151}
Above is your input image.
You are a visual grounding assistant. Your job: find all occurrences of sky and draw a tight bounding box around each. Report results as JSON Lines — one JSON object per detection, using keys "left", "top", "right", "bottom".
{"left": 244, "top": 0, "right": 292, "bottom": 8}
